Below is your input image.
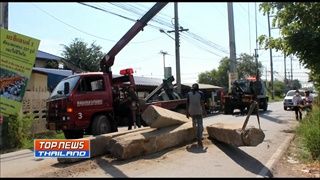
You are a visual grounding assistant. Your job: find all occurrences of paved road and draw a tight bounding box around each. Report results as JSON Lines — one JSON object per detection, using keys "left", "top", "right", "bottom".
{"left": 0, "top": 102, "right": 300, "bottom": 177}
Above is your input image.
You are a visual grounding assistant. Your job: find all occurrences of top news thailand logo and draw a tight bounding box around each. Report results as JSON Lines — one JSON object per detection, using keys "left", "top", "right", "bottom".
{"left": 34, "top": 139, "right": 90, "bottom": 158}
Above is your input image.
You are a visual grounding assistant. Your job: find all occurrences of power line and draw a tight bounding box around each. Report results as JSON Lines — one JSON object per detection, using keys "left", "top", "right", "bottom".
{"left": 79, "top": 2, "right": 234, "bottom": 59}
{"left": 32, "top": 3, "right": 115, "bottom": 42}
{"left": 32, "top": 3, "right": 162, "bottom": 44}
{"left": 109, "top": 3, "right": 231, "bottom": 57}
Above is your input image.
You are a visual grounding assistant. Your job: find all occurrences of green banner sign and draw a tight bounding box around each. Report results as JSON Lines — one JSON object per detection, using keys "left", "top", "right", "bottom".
{"left": 0, "top": 28, "right": 40, "bottom": 117}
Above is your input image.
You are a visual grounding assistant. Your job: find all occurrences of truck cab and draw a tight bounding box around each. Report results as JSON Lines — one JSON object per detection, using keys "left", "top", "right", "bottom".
{"left": 46, "top": 71, "right": 134, "bottom": 139}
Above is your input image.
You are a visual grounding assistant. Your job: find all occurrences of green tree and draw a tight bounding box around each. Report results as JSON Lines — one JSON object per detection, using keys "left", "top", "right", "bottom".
{"left": 258, "top": 2, "right": 320, "bottom": 90}
{"left": 45, "top": 60, "right": 59, "bottom": 69}
{"left": 61, "top": 38, "right": 104, "bottom": 72}
{"left": 198, "top": 53, "right": 262, "bottom": 89}
{"left": 237, "top": 53, "right": 263, "bottom": 79}
{"left": 273, "top": 80, "right": 286, "bottom": 97}
{"left": 290, "top": 79, "right": 302, "bottom": 90}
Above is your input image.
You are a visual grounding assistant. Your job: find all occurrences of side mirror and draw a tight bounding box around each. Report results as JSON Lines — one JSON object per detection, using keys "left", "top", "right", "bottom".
{"left": 64, "top": 82, "right": 70, "bottom": 95}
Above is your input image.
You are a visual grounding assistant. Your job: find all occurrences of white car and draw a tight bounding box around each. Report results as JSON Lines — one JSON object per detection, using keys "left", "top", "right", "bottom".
{"left": 283, "top": 90, "right": 306, "bottom": 111}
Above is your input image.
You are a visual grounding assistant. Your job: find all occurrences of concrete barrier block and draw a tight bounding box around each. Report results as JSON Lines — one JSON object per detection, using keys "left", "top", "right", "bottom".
{"left": 142, "top": 105, "right": 189, "bottom": 128}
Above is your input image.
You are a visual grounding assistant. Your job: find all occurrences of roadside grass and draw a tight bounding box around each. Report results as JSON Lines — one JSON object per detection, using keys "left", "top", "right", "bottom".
{"left": 296, "top": 96, "right": 320, "bottom": 162}
{"left": 268, "top": 95, "right": 284, "bottom": 102}
{"left": 22, "top": 131, "right": 65, "bottom": 150}
{"left": 0, "top": 130, "right": 65, "bottom": 154}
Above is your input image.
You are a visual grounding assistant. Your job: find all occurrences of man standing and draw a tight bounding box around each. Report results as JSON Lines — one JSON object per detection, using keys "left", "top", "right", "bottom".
{"left": 304, "top": 90, "right": 314, "bottom": 113}
{"left": 292, "top": 89, "right": 303, "bottom": 121}
{"left": 186, "top": 83, "right": 206, "bottom": 147}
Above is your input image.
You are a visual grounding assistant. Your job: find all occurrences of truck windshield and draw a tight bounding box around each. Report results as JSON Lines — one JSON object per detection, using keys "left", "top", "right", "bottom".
{"left": 50, "top": 76, "right": 80, "bottom": 98}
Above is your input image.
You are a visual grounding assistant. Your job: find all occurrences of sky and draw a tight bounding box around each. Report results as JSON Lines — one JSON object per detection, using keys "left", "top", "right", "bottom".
{"left": 7, "top": 2, "right": 310, "bottom": 86}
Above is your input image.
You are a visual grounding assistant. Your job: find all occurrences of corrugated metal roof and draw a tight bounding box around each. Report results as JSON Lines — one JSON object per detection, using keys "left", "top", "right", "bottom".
{"left": 133, "top": 76, "right": 162, "bottom": 86}
{"left": 113, "top": 74, "right": 162, "bottom": 87}
{"left": 32, "top": 68, "right": 162, "bottom": 87}
{"left": 36, "top": 50, "right": 62, "bottom": 61}
{"left": 183, "top": 83, "right": 222, "bottom": 89}
{"left": 32, "top": 67, "right": 73, "bottom": 77}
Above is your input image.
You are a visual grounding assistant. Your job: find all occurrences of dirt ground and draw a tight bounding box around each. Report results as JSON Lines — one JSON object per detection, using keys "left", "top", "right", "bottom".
{"left": 272, "top": 136, "right": 320, "bottom": 178}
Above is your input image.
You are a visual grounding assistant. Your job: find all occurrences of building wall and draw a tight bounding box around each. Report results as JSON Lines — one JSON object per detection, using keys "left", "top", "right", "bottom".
{"left": 26, "top": 72, "right": 48, "bottom": 92}
{"left": 23, "top": 71, "right": 50, "bottom": 134}
{"left": 34, "top": 59, "right": 47, "bottom": 68}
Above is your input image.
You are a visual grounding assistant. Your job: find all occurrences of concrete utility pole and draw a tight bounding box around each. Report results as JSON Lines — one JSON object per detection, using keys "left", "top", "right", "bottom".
{"left": 284, "top": 54, "right": 287, "bottom": 83}
{"left": 0, "top": 2, "right": 8, "bottom": 29}
{"left": 160, "top": 50, "right": 168, "bottom": 78}
{"left": 174, "top": 2, "right": 181, "bottom": 94}
{"left": 254, "top": 48, "right": 259, "bottom": 77}
{"left": 227, "top": 2, "right": 237, "bottom": 92}
{"left": 290, "top": 55, "right": 293, "bottom": 81}
{"left": 267, "top": 12, "right": 274, "bottom": 100}
{"left": 167, "top": 2, "right": 188, "bottom": 94}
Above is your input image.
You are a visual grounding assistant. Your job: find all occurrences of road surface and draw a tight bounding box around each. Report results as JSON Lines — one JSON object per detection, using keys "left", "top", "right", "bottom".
{"left": 0, "top": 102, "right": 300, "bottom": 177}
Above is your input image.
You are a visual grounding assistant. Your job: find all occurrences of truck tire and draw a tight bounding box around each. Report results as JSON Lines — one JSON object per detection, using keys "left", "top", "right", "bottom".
{"left": 262, "top": 99, "right": 268, "bottom": 111}
{"left": 224, "top": 104, "right": 234, "bottom": 114}
{"left": 263, "top": 103, "right": 268, "bottom": 111}
{"left": 63, "top": 130, "right": 83, "bottom": 139}
{"left": 92, "top": 115, "right": 112, "bottom": 136}
{"left": 284, "top": 106, "right": 287, "bottom": 111}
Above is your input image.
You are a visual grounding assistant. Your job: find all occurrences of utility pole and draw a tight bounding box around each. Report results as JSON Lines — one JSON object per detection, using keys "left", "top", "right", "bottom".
{"left": 227, "top": 2, "right": 237, "bottom": 92}
{"left": 0, "top": 2, "right": 8, "bottom": 29}
{"left": 267, "top": 11, "right": 274, "bottom": 100}
{"left": 284, "top": 54, "right": 287, "bottom": 83}
{"left": 290, "top": 55, "right": 293, "bottom": 81}
{"left": 254, "top": 48, "right": 259, "bottom": 77}
{"left": 167, "top": 2, "right": 188, "bottom": 94}
{"left": 174, "top": 2, "right": 181, "bottom": 93}
{"left": 160, "top": 50, "right": 168, "bottom": 78}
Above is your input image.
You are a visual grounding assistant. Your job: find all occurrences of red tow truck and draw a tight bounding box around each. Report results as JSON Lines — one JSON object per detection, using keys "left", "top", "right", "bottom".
{"left": 45, "top": 2, "right": 186, "bottom": 139}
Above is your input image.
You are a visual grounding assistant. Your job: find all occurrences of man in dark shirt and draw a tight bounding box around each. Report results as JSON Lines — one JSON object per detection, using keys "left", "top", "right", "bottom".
{"left": 186, "top": 83, "right": 206, "bottom": 147}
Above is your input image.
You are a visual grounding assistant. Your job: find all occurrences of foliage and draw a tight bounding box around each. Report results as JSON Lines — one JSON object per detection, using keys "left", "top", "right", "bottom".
{"left": 237, "top": 53, "right": 262, "bottom": 79}
{"left": 297, "top": 96, "right": 320, "bottom": 160}
{"left": 61, "top": 38, "right": 104, "bottom": 72}
{"left": 258, "top": 2, "right": 320, "bottom": 90}
{"left": 273, "top": 80, "right": 286, "bottom": 97}
{"left": 198, "top": 53, "right": 262, "bottom": 89}
{"left": 4, "top": 114, "right": 33, "bottom": 149}
{"left": 45, "top": 60, "right": 59, "bottom": 69}
{"left": 290, "top": 79, "right": 302, "bottom": 90}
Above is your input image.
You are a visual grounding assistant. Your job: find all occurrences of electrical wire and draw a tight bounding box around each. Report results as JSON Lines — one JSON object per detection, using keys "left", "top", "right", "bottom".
{"left": 32, "top": 3, "right": 115, "bottom": 42}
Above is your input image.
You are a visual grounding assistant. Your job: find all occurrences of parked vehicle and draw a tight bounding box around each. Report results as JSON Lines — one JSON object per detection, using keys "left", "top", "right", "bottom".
{"left": 222, "top": 77, "right": 269, "bottom": 114}
{"left": 283, "top": 89, "right": 306, "bottom": 111}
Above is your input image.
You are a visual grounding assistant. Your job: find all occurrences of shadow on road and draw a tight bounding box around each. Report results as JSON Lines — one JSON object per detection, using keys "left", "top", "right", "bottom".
{"left": 212, "top": 140, "right": 273, "bottom": 177}
{"left": 186, "top": 144, "right": 208, "bottom": 153}
{"left": 94, "top": 157, "right": 128, "bottom": 177}
{"left": 259, "top": 114, "right": 288, "bottom": 124}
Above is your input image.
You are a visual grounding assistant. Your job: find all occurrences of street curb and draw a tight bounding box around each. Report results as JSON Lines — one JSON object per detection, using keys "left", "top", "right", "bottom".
{"left": 256, "top": 134, "right": 295, "bottom": 178}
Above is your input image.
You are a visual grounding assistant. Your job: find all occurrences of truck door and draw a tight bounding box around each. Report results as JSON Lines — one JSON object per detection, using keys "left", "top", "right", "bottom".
{"left": 73, "top": 75, "right": 113, "bottom": 128}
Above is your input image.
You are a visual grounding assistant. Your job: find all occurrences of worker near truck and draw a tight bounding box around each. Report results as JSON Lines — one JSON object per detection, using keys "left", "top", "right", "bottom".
{"left": 186, "top": 83, "right": 206, "bottom": 147}
{"left": 304, "top": 90, "right": 313, "bottom": 113}
{"left": 231, "top": 81, "right": 245, "bottom": 115}
{"left": 292, "top": 89, "right": 303, "bottom": 121}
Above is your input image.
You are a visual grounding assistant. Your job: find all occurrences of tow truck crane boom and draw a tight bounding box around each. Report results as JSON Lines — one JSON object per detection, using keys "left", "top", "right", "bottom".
{"left": 100, "top": 2, "right": 168, "bottom": 73}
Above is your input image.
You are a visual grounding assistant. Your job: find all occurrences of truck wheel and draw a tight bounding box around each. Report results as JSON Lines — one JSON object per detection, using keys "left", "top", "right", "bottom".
{"left": 63, "top": 130, "right": 83, "bottom": 139}
{"left": 224, "top": 105, "right": 233, "bottom": 114}
{"left": 92, "top": 115, "right": 112, "bottom": 136}
{"left": 262, "top": 101, "right": 268, "bottom": 111}
{"left": 284, "top": 106, "right": 287, "bottom": 111}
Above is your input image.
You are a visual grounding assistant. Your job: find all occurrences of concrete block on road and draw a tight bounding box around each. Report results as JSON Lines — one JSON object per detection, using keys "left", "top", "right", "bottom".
{"left": 108, "top": 122, "right": 195, "bottom": 160}
{"left": 142, "top": 105, "right": 189, "bottom": 129}
{"left": 207, "top": 123, "right": 265, "bottom": 147}
{"left": 57, "top": 127, "right": 151, "bottom": 164}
